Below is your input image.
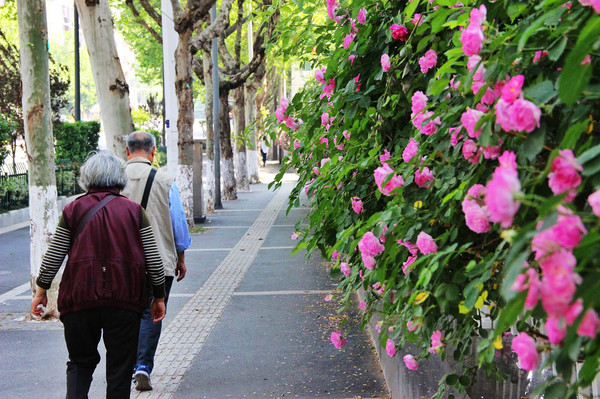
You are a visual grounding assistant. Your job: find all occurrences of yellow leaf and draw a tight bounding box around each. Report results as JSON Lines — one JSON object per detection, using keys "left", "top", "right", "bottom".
{"left": 458, "top": 301, "right": 469, "bottom": 314}
{"left": 414, "top": 291, "right": 430, "bottom": 305}
{"left": 493, "top": 335, "right": 503, "bottom": 350}
{"left": 414, "top": 201, "right": 423, "bottom": 209}
{"left": 474, "top": 290, "right": 488, "bottom": 309}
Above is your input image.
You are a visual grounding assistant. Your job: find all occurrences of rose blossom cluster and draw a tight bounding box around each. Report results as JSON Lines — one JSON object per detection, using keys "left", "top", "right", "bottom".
{"left": 351, "top": 196, "right": 363, "bottom": 214}
{"left": 467, "top": 55, "right": 495, "bottom": 103}
{"left": 415, "top": 166, "right": 434, "bottom": 188}
{"left": 403, "top": 138, "right": 418, "bottom": 162}
{"left": 428, "top": 330, "right": 444, "bottom": 354}
{"left": 495, "top": 75, "right": 541, "bottom": 133}
{"left": 381, "top": 54, "right": 391, "bottom": 72}
{"left": 390, "top": 24, "right": 408, "bottom": 41}
{"left": 460, "top": 5, "right": 486, "bottom": 56}
{"left": 358, "top": 232, "right": 385, "bottom": 270}
{"left": 411, "top": 91, "right": 440, "bottom": 136}
{"left": 484, "top": 151, "right": 521, "bottom": 228}
{"left": 274, "top": 97, "right": 300, "bottom": 130}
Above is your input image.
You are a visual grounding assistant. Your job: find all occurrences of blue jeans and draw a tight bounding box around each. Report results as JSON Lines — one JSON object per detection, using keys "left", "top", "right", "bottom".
{"left": 136, "top": 276, "right": 174, "bottom": 373}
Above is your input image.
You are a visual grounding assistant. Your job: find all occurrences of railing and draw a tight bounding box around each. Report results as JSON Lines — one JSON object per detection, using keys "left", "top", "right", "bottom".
{"left": 0, "top": 161, "right": 84, "bottom": 212}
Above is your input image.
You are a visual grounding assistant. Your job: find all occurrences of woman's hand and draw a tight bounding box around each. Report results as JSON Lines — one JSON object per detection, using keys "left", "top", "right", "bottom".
{"left": 150, "top": 297, "right": 166, "bottom": 323}
{"left": 31, "top": 287, "right": 48, "bottom": 318}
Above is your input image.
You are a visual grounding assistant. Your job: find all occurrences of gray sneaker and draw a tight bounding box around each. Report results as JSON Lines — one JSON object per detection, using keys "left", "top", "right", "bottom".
{"left": 134, "top": 366, "right": 153, "bottom": 391}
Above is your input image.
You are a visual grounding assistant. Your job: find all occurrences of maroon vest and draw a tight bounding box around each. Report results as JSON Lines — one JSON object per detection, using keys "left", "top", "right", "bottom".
{"left": 58, "top": 188, "right": 148, "bottom": 316}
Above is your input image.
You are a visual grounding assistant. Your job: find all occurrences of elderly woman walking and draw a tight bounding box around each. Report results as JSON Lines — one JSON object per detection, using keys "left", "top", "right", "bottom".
{"left": 31, "top": 151, "right": 166, "bottom": 399}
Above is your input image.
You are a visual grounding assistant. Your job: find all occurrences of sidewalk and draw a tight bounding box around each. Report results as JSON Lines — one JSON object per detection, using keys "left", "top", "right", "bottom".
{"left": 0, "top": 162, "right": 388, "bottom": 399}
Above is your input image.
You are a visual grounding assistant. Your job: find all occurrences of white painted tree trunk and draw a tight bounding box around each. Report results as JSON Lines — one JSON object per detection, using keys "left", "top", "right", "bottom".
{"left": 236, "top": 151, "right": 249, "bottom": 191}
{"left": 233, "top": 88, "right": 249, "bottom": 191}
{"left": 221, "top": 157, "right": 236, "bottom": 200}
{"left": 204, "top": 161, "right": 215, "bottom": 214}
{"left": 17, "top": 0, "right": 59, "bottom": 315}
{"left": 176, "top": 164, "right": 194, "bottom": 228}
{"left": 75, "top": 0, "right": 134, "bottom": 159}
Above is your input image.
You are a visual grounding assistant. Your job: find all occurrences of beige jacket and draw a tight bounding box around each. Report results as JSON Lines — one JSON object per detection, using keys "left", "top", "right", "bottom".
{"left": 122, "top": 157, "right": 178, "bottom": 276}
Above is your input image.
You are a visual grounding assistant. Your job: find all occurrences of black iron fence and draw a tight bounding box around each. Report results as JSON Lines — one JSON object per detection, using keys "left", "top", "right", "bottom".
{"left": 0, "top": 161, "right": 84, "bottom": 212}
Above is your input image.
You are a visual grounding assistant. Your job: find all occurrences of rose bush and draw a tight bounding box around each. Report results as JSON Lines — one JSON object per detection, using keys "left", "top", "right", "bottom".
{"left": 270, "top": 0, "right": 600, "bottom": 396}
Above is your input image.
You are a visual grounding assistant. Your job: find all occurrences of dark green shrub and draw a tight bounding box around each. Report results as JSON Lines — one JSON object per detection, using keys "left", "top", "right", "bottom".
{"left": 54, "top": 121, "right": 100, "bottom": 161}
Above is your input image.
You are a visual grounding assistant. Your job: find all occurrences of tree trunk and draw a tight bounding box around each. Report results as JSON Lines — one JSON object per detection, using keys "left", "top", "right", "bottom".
{"left": 233, "top": 87, "right": 249, "bottom": 191}
{"left": 174, "top": 29, "right": 195, "bottom": 229}
{"left": 219, "top": 90, "right": 236, "bottom": 200}
{"left": 17, "top": 0, "right": 59, "bottom": 315}
{"left": 203, "top": 51, "right": 215, "bottom": 214}
{"left": 75, "top": 0, "right": 133, "bottom": 159}
{"left": 245, "top": 83, "right": 259, "bottom": 184}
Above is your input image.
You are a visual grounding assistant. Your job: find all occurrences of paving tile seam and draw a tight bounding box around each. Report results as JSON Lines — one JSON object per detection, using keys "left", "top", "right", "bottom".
{"left": 131, "top": 186, "right": 291, "bottom": 398}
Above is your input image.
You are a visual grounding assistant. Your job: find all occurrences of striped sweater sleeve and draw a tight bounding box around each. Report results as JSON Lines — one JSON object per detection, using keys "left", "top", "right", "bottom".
{"left": 140, "top": 209, "right": 166, "bottom": 299}
{"left": 36, "top": 217, "right": 71, "bottom": 289}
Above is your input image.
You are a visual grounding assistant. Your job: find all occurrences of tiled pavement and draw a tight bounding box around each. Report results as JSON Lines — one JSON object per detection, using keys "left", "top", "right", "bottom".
{"left": 0, "top": 164, "right": 388, "bottom": 399}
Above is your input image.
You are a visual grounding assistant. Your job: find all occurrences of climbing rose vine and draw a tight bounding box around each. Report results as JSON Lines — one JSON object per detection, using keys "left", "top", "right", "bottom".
{"left": 271, "top": 0, "right": 600, "bottom": 397}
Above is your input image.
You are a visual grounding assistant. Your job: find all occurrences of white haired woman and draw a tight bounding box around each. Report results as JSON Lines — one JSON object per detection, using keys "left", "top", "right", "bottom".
{"left": 31, "top": 151, "right": 166, "bottom": 399}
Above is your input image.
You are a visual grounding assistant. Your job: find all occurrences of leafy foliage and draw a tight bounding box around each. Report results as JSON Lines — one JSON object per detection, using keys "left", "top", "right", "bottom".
{"left": 53, "top": 121, "right": 100, "bottom": 161}
{"left": 272, "top": 0, "right": 600, "bottom": 396}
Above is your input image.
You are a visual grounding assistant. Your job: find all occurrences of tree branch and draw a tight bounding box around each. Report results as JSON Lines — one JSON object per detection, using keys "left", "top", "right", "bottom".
{"left": 139, "top": 0, "right": 162, "bottom": 27}
{"left": 189, "top": 0, "right": 235, "bottom": 54}
{"left": 125, "top": 0, "right": 163, "bottom": 44}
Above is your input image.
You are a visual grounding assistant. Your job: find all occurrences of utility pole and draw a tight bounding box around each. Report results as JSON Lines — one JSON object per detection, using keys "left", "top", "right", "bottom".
{"left": 211, "top": 4, "right": 223, "bottom": 209}
{"left": 73, "top": 3, "right": 81, "bottom": 121}
{"left": 161, "top": 0, "right": 179, "bottom": 176}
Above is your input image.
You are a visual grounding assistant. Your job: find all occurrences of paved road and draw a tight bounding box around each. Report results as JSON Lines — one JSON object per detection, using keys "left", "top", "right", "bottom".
{"left": 0, "top": 164, "right": 388, "bottom": 399}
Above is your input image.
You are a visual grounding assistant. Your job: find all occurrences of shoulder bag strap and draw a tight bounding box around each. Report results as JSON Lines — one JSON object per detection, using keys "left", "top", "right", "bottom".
{"left": 72, "top": 194, "right": 117, "bottom": 243}
{"left": 140, "top": 168, "right": 157, "bottom": 210}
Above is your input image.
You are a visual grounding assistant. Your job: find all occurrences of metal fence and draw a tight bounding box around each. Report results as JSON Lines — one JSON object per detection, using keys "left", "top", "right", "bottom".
{"left": 0, "top": 161, "right": 83, "bottom": 212}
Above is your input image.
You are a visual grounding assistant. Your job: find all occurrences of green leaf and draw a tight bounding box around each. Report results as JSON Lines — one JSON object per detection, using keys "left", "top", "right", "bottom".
{"left": 404, "top": 0, "right": 420, "bottom": 19}
{"left": 519, "top": 128, "right": 546, "bottom": 161}
{"left": 558, "top": 15, "right": 600, "bottom": 106}
{"left": 544, "top": 381, "right": 567, "bottom": 399}
{"left": 445, "top": 373, "right": 459, "bottom": 386}
{"left": 548, "top": 36, "right": 568, "bottom": 61}
{"left": 459, "top": 375, "right": 471, "bottom": 387}
{"left": 430, "top": 78, "right": 450, "bottom": 97}
{"left": 524, "top": 80, "right": 556, "bottom": 104}
{"left": 494, "top": 291, "right": 526, "bottom": 338}
{"left": 577, "top": 143, "right": 600, "bottom": 165}
{"left": 578, "top": 347, "right": 600, "bottom": 385}
{"left": 518, "top": 8, "right": 565, "bottom": 52}
{"left": 507, "top": 3, "right": 528, "bottom": 22}
{"left": 560, "top": 120, "right": 588, "bottom": 149}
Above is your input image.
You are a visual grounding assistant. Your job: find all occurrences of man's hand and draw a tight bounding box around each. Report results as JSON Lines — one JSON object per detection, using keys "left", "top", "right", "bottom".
{"left": 150, "top": 298, "right": 166, "bottom": 323}
{"left": 175, "top": 252, "right": 187, "bottom": 282}
{"left": 31, "top": 287, "right": 48, "bottom": 318}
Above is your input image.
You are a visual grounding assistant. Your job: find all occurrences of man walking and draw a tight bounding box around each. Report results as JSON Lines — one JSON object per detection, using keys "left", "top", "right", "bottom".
{"left": 122, "top": 131, "right": 192, "bottom": 391}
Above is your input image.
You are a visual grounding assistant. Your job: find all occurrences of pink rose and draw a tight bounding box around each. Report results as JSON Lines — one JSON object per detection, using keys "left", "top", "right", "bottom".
{"left": 418, "top": 49, "right": 437, "bottom": 74}
{"left": 460, "top": 27, "right": 484, "bottom": 56}
{"left": 293, "top": 139, "right": 301, "bottom": 150}
{"left": 483, "top": 144, "right": 502, "bottom": 160}
{"left": 494, "top": 98, "right": 514, "bottom": 132}
{"left": 539, "top": 250, "right": 579, "bottom": 317}
{"left": 291, "top": 232, "right": 299, "bottom": 240}
{"left": 284, "top": 117, "right": 299, "bottom": 131}
{"left": 464, "top": 205, "right": 491, "bottom": 233}
{"left": 581, "top": 54, "right": 592, "bottom": 65}
{"left": 416, "top": 232, "right": 437, "bottom": 254}
{"left": 545, "top": 317, "right": 567, "bottom": 345}
{"left": 386, "top": 339, "right": 397, "bottom": 357}
{"left": 275, "top": 107, "right": 285, "bottom": 122}
{"left": 469, "top": 4, "right": 487, "bottom": 26}
{"left": 407, "top": 320, "right": 420, "bottom": 332}
{"left": 381, "top": 54, "right": 391, "bottom": 71}
{"left": 524, "top": 268, "right": 540, "bottom": 310}
{"left": 462, "top": 184, "right": 486, "bottom": 211}
{"left": 379, "top": 149, "right": 391, "bottom": 163}
{"left": 340, "top": 262, "right": 351, "bottom": 277}
{"left": 533, "top": 50, "right": 548, "bottom": 63}
{"left": 511, "top": 332, "right": 539, "bottom": 371}
{"left": 501, "top": 75, "right": 524, "bottom": 104}
{"left": 449, "top": 127, "right": 463, "bottom": 147}
{"left": 484, "top": 153, "right": 521, "bottom": 228}
{"left": 348, "top": 54, "right": 356, "bottom": 65}
{"left": 548, "top": 149, "right": 582, "bottom": 201}
{"left": 332, "top": 250, "right": 339, "bottom": 259}
{"left": 374, "top": 163, "right": 404, "bottom": 196}
{"left": 403, "top": 354, "right": 419, "bottom": 370}
{"left": 577, "top": 309, "right": 600, "bottom": 338}
{"left": 403, "top": 138, "right": 419, "bottom": 162}
{"left": 510, "top": 99, "right": 541, "bottom": 133}
{"left": 419, "top": 113, "right": 441, "bottom": 136}
{"left": 357, "top": 8, "right": 367, "bottom": 24}
{"left": 359, "top": 301, "right": 366, "bottom": 310}
{"left": 428, "top": 330, "right": 444, "bottom": 354}
{"left": 461, "top": 108, "right": 484, "bottom": 138}
{"left": 331, "top": 331, "right": 347, "bottom": 349}
{"left": 358, "top": 232, "right": 385, "bottom": 256}
{"left": 351, "top": 197, "right": 363, "bottom": 214}
{"left": 390, "top": 24, "right": 409, "bottom": 40}
{"left": 415, "top": 167, "right": 434, "bottom": 188}
{"left": 462, "top": 139, "right": 481, "bottom": 164}
{"left": 589, "top": 190, "right": 600, "bottom": 216}
{"left": 531, "top": 211, "right": 587, "bottom": 260}
{"left": 411, "top": 91, "right": 428, "bottom": 115}
{"left": 411, "top": 13, "right": 423, "bottom": 26}
{"left": 362, "top": 253, "right": 376, "bottom": 270}
{"left": 565, "top": 299, "right": 583, "bottom": 325}
{"left": 315, "top": 67, "right": 325, "bottom": 83}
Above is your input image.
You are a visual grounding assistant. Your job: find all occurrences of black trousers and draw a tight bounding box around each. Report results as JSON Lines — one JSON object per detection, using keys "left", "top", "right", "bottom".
{"left": 62, "top": 307, "right": 141, "bottom": 399}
